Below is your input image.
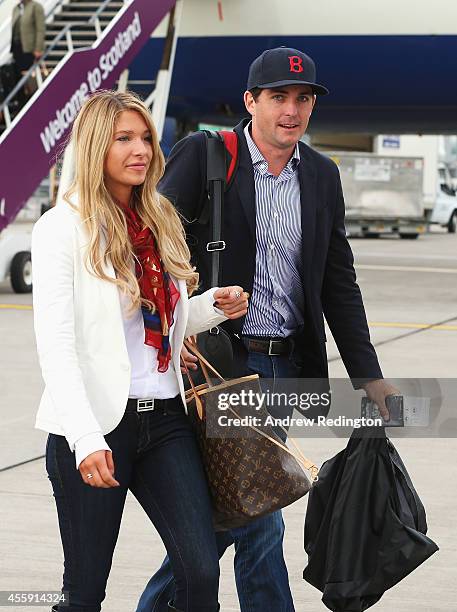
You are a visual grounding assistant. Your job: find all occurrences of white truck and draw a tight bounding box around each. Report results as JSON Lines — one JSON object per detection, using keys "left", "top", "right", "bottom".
{"left": 431, "top": 163, "right": 457, "bottom": 233}
{"left": 374, "top": 135, "right": 457, "bottom": 235}
{"left": 328, "top": 150, "right": 457, "bottom": 238}
{"left": 0, "top": 181, "right": 50, "bottom": 293}
{"left": 0, "top": 222, "right": 33, "bottom": 292}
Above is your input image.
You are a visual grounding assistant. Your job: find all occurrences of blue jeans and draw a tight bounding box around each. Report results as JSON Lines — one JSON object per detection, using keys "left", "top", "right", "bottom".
{"left": 137, "top": 352, "right": 301, "bottom": 612}
{"left": 46, "top": 398, "right": 220, "bottom": 612}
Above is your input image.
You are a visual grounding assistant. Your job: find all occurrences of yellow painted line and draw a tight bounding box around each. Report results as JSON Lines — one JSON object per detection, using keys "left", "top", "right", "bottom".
{"left": 0, "top": 304, "right": 33, "bottom": 310}
{"left": 369, "top": 322, "right": 457, "bottom": 331}
{"left": 357, "top": 264, "right": 457, "bottom": 274}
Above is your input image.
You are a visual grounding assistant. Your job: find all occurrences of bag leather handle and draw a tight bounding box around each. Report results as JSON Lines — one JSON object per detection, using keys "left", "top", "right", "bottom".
{"left": 182, "top": 347, "right": 205, "bottom": 419}
{"left": 225, "top": 403, "right": 319, "bottom": 481}
{"left": 184, "top": 337, "right": 225, "bottom": 384}
{"left": 183, "top": 339, "right": 319, "bottom": 481}
{"left": 183, "top": 336, "right": 225, "bottom": 418}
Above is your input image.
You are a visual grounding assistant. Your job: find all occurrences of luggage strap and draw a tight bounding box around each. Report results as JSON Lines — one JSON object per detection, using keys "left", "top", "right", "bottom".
{"left": 203, "top": 130, "right": 239, "bottom": 286}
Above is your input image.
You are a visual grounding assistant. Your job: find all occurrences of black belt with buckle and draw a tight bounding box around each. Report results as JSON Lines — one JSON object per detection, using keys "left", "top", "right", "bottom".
{"left": 243, "top": 336, "right": 292, "bottom": 356}
{"left": 126, "top": 395, "right": 184, "bottom": 414}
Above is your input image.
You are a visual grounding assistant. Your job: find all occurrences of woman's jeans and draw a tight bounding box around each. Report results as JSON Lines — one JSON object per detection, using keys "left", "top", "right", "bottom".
{"left": 137, "top": 352, "right": 300, "bottom": 612}
{"left": 46, "top": 397, "right": 220, "bottom": 612}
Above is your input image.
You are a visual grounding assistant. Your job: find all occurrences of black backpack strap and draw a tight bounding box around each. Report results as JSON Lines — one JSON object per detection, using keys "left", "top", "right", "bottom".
{"left": 202, "top": 130, "right": 227, "bottom": 287}
{"left": 218, "top": 131, "right": 239, "bottom": 188}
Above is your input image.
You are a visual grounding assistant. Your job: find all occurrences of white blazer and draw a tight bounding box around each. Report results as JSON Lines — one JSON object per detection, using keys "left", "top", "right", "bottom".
{"left": 31, "top": 199, "right": 227, "bottom": 451}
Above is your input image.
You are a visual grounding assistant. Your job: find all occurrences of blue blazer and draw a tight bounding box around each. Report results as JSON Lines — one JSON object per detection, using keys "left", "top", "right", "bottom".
{"left": 159, "top": 119, "right": 383, "bottom": 385}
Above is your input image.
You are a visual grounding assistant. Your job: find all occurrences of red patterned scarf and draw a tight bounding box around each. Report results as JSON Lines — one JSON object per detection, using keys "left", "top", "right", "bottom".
{"left": 119, "top": 203, "right": 180, "bottom": 372}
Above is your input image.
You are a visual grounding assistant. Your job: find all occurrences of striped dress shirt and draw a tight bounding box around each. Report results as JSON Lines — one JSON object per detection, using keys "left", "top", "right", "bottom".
{"left": 242, "top": 123, "right": 305, "bottom": 338}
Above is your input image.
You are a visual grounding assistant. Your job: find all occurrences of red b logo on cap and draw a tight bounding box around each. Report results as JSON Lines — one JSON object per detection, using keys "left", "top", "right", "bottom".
{"left": 288, "top": 55, "right": 304, "bottom": 73}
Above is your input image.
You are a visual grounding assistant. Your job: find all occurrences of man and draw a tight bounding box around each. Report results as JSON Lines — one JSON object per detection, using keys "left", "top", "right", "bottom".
{"left": 11, "top": 0, "right": 45, "bottom": 91}
{"left": 137, "top": 47, "right": 397, "bottom": 612}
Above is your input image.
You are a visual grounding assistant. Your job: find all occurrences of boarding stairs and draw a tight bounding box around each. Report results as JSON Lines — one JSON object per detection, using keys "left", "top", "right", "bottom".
{"left": 44, "top": 0, "right": 123, "bottom": 69}
{"left": 0, "top": 0, "right": 124, "bottom": 132}
{"left": 0, "top": 0, "right": 180, "bottom": 234}
{"left": 0, "top": 0, "right": 181, "bottom": 293}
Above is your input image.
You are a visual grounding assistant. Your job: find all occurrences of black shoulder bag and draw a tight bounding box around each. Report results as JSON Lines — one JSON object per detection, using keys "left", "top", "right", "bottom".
{"left": 191, "top": 131, "right": 236, "bottom": 382}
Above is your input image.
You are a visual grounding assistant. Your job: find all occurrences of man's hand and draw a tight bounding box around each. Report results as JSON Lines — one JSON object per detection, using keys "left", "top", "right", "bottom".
{"left": 362, "top": 379, "right": 401, "bottom": 421}
{"left": 79, "top": 450, "right": 120, "bottom": 488}
{"left": 33, "top": 50, "right": 43, "bottom": 60}
{"left": 180, "top": 344, "right": 198, "bottom": 373}
{"left": 214, "top": 286, "right": 249, "bottom": 319}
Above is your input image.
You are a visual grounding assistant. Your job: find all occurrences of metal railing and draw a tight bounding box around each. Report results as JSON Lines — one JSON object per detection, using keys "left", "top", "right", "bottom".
{"left": 90, "top": 0, "right": 118, "bottom": 37}
{"left": 0, "top": 0, "right": 118, "bottom": 130}
{"left": 0, "top": 0, "right": 68, "bottom": 65}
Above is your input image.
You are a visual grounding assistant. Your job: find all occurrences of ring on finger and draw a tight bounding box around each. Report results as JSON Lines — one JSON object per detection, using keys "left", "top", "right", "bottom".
{"left": 234, "top": 290, "right": 241, "bottom": 299}
{"left": 86, "top": 473, "right": 93, "bottom": 479}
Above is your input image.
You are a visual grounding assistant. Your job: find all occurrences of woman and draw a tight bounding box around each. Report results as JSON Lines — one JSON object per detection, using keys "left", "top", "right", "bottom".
{"left": 31, "top": 90, "right": 248, "bottom": 612}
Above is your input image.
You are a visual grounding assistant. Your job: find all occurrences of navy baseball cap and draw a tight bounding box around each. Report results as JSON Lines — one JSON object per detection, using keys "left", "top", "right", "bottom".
{"left": 247, "top": 47, "right": 329, "bottom": 95}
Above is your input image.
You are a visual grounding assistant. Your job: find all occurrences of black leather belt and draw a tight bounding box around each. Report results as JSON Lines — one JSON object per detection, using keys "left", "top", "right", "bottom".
{"left": 126, "top": 395, "right": 184, "bottom": 414}
{"left": 243, "top": 336, "right": 292, "bottom": 356}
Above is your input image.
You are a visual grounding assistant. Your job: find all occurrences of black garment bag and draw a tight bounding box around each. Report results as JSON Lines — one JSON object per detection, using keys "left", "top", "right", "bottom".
{"left": 303, "top": 426, "right": 438, "bottom": 611}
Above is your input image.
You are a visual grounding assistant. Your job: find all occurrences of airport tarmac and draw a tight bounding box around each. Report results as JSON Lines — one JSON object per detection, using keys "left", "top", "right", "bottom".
{"left": 1, "top": 229, "right": 456, "bottom": 611}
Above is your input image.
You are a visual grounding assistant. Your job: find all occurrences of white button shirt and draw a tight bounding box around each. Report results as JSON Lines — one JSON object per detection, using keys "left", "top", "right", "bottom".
{"left": 75, "top": 287, "right": 180, "bottom": 467}
{"left": 74, "top": 285, "right": 222, "bottom": 467}
{"left": 119, "top": 288, "right": 180, "bottom": 400}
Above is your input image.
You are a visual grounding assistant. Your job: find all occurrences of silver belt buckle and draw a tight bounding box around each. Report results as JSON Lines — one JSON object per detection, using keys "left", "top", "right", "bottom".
{"left": 137, "top": 398, "right": 155, "bottom": 412}
{"left": 268, "top": 340, "right": 282, "bottom": 356}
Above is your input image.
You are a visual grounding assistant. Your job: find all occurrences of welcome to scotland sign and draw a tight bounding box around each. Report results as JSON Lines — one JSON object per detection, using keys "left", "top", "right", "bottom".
{"left": 0, "top": 0, "right": 175, "bottom": 231}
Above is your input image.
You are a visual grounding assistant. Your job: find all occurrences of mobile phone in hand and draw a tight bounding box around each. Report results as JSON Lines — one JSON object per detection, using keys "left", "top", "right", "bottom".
{"left": 361, "top": 396, "right": 430, "bottom": 427}
{"left": 361, "top": 395, "right": 404, "bottom": 426}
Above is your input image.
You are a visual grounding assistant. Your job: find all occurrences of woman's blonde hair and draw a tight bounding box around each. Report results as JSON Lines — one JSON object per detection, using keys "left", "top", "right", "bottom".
{"left": 64, "top": 90, "right": 198, "bottom": 309}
